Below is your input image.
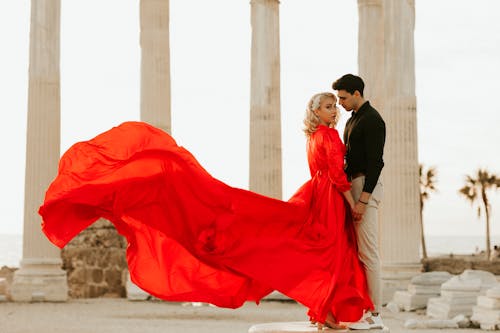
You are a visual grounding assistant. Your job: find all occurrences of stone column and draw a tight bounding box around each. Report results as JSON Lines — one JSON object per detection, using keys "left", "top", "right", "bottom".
{"left": 358, "top": 0, "right": 421, "bottom": 303}
{"left": 140, "top": 0, "right": 171, "bottom": 133}
{"left": 11, "top": 0, "right": 68, "bottom": 302}
{"left": 249, "top": 0, "right": 282, "bottom": 199}
{"left": 357, "top": 0, "right": 385, "bottom": 109}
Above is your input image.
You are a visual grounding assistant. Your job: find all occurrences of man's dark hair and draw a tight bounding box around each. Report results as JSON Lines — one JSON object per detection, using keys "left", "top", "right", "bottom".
{"left": 332, "top": 74, "right": 365, "bottom": 97}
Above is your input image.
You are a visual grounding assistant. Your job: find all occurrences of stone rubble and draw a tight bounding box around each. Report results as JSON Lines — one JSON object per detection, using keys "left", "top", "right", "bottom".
{"left": 404, "top": 314, "right": 470, "bottom": 329}
{"left": 426, "top": 270, "right": 498, "bottom": 319}
{"left": 471, "top": 284, "right": 500, "bottom": 330}
{"left": 390, "top": 271, "right": 452, "bottom": 311}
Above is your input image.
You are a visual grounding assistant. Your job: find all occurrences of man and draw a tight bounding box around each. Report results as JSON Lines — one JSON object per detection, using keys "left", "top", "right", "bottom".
{"left": 332, "top": 74, "right": 385, "bottom": 330}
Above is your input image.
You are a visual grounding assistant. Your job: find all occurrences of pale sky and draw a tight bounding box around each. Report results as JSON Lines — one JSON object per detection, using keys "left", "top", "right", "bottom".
{"left": 0, "top": 1, "right": 499, "bottom": 241}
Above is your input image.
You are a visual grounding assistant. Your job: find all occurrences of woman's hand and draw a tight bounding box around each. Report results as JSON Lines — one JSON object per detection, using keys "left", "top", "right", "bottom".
{"left": 343, "top": 190, "right": 356, "bottom": 212}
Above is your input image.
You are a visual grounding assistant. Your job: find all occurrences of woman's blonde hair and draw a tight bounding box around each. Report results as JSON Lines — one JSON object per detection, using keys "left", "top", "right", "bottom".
{"left": 303, "top": 92, "right": 339, "bottom": 137}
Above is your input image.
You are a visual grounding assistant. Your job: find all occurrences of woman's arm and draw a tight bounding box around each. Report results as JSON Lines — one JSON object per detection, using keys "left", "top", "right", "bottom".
{"left": 342, "top": 190, "right": 355, "bottom": 210}
{"left": 323, "top": 129, "right": 351, "bottom": 193}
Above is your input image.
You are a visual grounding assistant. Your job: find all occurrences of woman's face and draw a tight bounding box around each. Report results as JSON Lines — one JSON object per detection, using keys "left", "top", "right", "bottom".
{"left": 315, "top": 96, "right": 337, "bottom": 126}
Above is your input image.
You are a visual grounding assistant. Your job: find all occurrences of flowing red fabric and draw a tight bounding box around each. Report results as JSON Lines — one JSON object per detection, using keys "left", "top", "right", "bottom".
{"left": 39, "top": 121, "right": 373, "bottom": 323}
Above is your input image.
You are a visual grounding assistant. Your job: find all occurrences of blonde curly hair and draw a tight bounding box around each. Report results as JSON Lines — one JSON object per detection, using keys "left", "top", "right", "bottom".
{"left": 303, "top": 92, "right": 339, "bottom": 137}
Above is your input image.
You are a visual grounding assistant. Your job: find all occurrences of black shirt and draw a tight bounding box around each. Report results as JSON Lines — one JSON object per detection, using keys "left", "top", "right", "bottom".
{"left": 343, "top": 101, "right": 385, "bottom": 193}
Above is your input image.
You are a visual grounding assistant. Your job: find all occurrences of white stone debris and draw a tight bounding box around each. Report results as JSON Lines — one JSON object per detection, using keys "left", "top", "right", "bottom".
{"left": 471, "top": 284, "right": 500, "bottom": 330}
{"left": 404, "top": 314, "right": 470, "bottom": 329}
{"left": 386, "top": 301, "right": 400, "bottom": 313}
{"left": 391, "top": 271, "right": 452, "bottom": 311}
{"left": 426, "top": 270, "right": 498, "bottom": 319}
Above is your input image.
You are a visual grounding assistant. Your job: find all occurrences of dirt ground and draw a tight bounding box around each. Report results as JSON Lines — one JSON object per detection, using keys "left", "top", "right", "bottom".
{"left": 0, "top": 298, "right": 489, "bottom": 333}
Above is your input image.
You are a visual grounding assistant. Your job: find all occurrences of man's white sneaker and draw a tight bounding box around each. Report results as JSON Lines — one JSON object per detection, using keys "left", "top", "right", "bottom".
{"left": 348, "top": 314, "right": 384, "bottom": 330}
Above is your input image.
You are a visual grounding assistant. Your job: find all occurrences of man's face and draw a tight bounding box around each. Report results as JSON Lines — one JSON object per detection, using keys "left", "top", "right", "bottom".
{"left": 336, "top": 89, "right": 356, "bottom": 112}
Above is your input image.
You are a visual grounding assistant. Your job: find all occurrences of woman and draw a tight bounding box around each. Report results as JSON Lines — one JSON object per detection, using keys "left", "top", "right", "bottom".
{"left": 40, "top": 92, "right": 373, "bottom": 327}
{"left": 302, "top": 92, "right": 373, "bottom": 328}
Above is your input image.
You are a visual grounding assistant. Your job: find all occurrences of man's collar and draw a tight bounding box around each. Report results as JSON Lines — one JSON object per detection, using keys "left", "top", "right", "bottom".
{"left": 353, "top": 101, "right": 370, "bottom": 116}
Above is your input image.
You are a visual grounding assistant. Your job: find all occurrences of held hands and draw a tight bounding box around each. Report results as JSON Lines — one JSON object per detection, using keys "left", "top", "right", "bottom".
{"left": 352, "top": 201, "right": 367, "bottom": 221}
{"left": 352, "top": 192, "right": 370, "bottom": 222}
{"left": 342, "top": 190, "right": 368, "bottom": 222}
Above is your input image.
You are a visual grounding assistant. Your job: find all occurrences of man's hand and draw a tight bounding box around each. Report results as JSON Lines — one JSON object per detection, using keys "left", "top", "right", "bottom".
{"left": 353, "top": 191, "right": 371, "bottom": 221}
{"left": 352, "top": 201, "right": 366, "bottom": 221}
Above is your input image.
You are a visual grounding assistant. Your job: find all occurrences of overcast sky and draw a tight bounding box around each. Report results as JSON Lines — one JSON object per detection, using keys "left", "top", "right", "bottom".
{"left": 0, "top": 1, "right": 499, "bottom": 241}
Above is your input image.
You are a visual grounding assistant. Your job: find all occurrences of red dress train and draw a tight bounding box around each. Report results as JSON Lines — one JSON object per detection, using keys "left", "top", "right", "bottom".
{"left": 39, "top": 121, "right": 373, "bottom": 323}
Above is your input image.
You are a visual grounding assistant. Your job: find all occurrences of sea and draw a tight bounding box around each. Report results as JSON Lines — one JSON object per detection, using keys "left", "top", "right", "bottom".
{"left": 1, "top": 234, "right": 500, "bottom": 267}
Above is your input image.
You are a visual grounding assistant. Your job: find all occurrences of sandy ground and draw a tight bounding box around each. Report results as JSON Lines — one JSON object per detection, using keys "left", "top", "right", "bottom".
{"left": 0, "top": 298, "right": 488, "bottom": 333}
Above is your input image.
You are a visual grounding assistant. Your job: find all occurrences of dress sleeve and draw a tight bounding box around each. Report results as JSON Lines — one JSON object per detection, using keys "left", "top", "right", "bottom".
{"left": 323, "top": 129, "right": 351, "bottom": 192}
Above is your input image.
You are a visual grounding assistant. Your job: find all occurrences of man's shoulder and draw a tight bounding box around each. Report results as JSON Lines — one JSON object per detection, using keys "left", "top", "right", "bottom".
{"left": 364, "top": 104, "right": 385, "bottom": 123}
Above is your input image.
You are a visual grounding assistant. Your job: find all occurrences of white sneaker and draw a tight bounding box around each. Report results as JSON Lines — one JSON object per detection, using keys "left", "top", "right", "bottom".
{"left": 348, "top": 313, "right": 384, "bottom": 330}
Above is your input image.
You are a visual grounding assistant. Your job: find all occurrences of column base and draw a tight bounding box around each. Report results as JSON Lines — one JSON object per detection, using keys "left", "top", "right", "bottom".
{"left": 381, "top": 262, "right": 422, "bottom": 305}
{"left": 10, "top": 258, "right": 68, "bottom": 302}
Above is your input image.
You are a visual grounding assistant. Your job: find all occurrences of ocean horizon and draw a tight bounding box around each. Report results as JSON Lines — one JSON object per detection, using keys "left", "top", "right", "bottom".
{"left": 1, "top": 233, "right": 499, "bottom": 268}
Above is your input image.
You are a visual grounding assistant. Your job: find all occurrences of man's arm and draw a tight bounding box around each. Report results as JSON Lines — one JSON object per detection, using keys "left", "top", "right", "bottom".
{"left": 352, "top": 115, "right": 385, "bottom": 221}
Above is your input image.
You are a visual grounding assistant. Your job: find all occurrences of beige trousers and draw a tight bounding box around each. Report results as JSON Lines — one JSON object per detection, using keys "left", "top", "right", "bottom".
{"left": 351, "top": 176, "right": 383, "bottom": 313}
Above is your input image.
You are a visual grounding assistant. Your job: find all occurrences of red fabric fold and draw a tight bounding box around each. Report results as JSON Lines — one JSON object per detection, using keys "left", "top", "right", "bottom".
{"left": 39, "top": 121, "right": 372, "bottom": 322}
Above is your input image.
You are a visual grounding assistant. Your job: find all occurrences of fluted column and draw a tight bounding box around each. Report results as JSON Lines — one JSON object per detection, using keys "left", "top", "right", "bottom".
{"left": 358, "top": 0, "right": 421, "bottom": 303}
{"left": 140, "top": 0, "right": 171, "bottom": 133}
{"left": 381, "top": 0, "right": 420, "bottom": 264}
{"left": 357, "top": 0, "right": 385, "bottom": 109}
{"left": 249, "top": 0, "right": 282, "bottom": 199}
{"left": 11, "top": 0, "right": 68, "bottom": 302}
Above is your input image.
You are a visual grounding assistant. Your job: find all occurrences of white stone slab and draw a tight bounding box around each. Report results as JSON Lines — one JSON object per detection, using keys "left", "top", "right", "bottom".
{"left": 426, "top": 297, "right": 473, "bottom": 319}
{"left": 473, "top": 306, "right": 500, "bottom": 318}
{"left": 440, "top": 289, "right": 479, "bottom": 298}
{"left": 486, "top": 285, "right": 500, "bottom": 299}
{"left": 407, "top": 283, "right": 440, "bottom": 295}
{"left": 441, "top": 276, "right": 481, "bottom": 292}
{"left": 440, "top": 291, "right": 478, "bottom": 305}
{"left": 410, "top": 271, "right": 452, "bottom": 286}
{"left": 441, "top": 270, "right": 498, "bottom": 293}
{"left": 462, "top": 270, "right": 498, "bottom": 286}
{"left": 393, "top": 290, "right": 430, "bottom": 311}
{"left": 478, "top": 296, "right": 500, "bottom": 309}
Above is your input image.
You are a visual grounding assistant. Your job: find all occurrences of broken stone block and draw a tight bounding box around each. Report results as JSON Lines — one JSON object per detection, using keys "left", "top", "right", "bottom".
{"left": 478, "top": 295, "right": 500, "bottom": 309}
{"left": 393, "top": 290, "right": 430, "bottom": 311}
{"left": 407, "top": 283, "right": 441, "bottom": 295}
{"left": 410, "top": 271, "right": 452, "bottom": 286}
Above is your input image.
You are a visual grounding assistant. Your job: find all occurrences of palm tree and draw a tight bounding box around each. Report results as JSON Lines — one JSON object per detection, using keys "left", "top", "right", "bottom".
{"left": 458, "top": 169, "right": 500, "bottom": 260}
{"left": 419, "top": 164, "right": 437, "bottom": 259}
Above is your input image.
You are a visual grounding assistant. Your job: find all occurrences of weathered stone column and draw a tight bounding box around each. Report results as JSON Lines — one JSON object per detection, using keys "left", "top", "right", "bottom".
{"left": 11, "top": 0, "right": 68, "bottom": 302}
{"left": 140, "top": 0, "right": 171, "bottom": 133}
{"left": 358, "top": 0, "right": 421, "bottom": 303}
{"left": 357, "top": 0, "right": 385, "bottom": 109}
{"left": 249, "top": 0, "right": 282, "bottom": 199}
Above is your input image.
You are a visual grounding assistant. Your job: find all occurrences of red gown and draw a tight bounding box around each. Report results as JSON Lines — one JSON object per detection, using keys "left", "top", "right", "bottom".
{"left": 39, "top": 121, "right": 373, "bottom": 323}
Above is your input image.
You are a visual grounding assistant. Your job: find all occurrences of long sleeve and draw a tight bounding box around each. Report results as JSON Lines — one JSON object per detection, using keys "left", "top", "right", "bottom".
{"left": 362, "top": 114, "right": 385, "bottom": 193}
{"left": 323, "top": 129, "right": 351, "bottom": 193}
